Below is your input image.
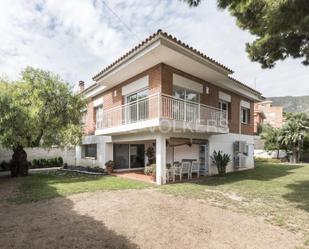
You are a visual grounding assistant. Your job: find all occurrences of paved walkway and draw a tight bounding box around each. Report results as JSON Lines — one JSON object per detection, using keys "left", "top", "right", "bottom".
{"left": 112, "top": 170, "right": 155, "bottom": 183}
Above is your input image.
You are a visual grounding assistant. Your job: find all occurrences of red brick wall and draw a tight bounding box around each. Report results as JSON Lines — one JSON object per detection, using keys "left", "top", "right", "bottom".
{"left": 160, "top": 64, "right": 255, "bottom": 135}
{"left": 84, "top": 63, "right": 255, "bottom": 135}
{"left": 83, "top": 98, "right": 96, "bottom": 135}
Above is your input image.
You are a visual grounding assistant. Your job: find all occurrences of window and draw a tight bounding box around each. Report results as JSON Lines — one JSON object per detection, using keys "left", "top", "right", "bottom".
{"left": 219, "top": 100, "right": 231, "bottom": 121}
{"left": 84, "top": 144, "right": 97, "bottom": 158}
{"left": 125, "top": 89, "right": 149, "bottom": 122}
{"left": 173, "top": 86, "right": 199, "bottom": 103}
{"left": 95, "top": 105, "right": 103, "bottom": 128}
{"left": 126, "top": 89, "right": 148, "bottom": 103}
{"left": 173, "top": 86, "right": 200, "bottom": 122}
{"left": 241, "top": 107, "right": 250, "bottom": 124}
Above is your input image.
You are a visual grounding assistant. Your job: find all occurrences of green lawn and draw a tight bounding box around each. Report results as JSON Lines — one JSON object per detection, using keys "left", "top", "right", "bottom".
{"left": 10, "top": 171, "right": 152, "bottom": 204}
{"left": 8, "top": 162, "right": 309, "bottom": 246}
{"left": 161, "top": 161, "right": 309, "bottom": 243}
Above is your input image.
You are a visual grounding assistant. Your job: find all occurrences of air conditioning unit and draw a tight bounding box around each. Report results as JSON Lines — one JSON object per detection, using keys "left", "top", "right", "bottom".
{"left": 234, "top": 141, "right": 247, "bottom": 152}
{"left": 233, "top": 141, "right": 240, "bottom": 154}
{"left": 234, "top": 155, "right": 247, "bottom": 169}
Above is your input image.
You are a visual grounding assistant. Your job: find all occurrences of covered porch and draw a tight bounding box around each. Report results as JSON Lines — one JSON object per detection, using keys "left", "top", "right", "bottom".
{"left": 108, "top": 133, "right": 210, "bottom": 185}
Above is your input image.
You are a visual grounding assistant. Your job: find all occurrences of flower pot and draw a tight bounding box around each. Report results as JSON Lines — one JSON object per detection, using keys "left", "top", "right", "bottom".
{"left": 106, "top": 166, "right": 113, "bottom": 174}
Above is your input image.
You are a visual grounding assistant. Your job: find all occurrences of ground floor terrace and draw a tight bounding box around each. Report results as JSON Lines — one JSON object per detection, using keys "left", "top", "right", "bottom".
{"left": 76, "top": 132, "right": 255, "bottom": 184}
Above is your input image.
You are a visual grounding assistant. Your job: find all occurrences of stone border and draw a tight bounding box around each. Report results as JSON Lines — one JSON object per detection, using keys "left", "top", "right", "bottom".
{"left": 59, "top": 168, "right": 106, "bottom": 176}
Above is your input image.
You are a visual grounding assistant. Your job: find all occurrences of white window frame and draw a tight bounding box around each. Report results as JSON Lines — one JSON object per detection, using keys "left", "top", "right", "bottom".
{"left": 219, "top": 100, "right": 229, "bottom": 120}
{"left": 95, "top": 105, "right": 103, "bottom": 128}
{"left": 172, "top": 86, "right": 200, "bottom": 103}
{"left": 125, "top": 88, "right": 149, "bottom": 123}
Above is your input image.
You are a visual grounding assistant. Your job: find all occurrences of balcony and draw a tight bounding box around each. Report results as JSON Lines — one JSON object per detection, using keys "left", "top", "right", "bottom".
{"left": 95, "top": 93, "right": 228, "bottom": 135}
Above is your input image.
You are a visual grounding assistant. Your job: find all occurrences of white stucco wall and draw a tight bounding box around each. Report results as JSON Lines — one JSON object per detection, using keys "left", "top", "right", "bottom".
{"left": 76, "top": 135, "right": 111, "bottom": 168}
{"left": 166, "top": 144, "right": 199, "bottom": 164}
{"left": 76, "top": 131, "right": 255, "bottom": 179}
{"left": 0, "top": 147, "right": 76, "bottom": 165}
{"left": 208, "top": 133, "right": 255, "bottom": 175}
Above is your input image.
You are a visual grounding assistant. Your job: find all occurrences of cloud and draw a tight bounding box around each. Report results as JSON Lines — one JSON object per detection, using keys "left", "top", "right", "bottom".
{"left": 0, "top": 0, "right": 308, "bottom": 96}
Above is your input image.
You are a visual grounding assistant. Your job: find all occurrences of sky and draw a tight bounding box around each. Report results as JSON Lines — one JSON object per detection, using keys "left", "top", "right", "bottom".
{"left": 0, "top": 0, "right": 308, "bottom": 97}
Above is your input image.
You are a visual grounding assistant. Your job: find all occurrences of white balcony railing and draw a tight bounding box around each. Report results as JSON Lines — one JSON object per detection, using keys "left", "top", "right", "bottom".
{"left": 97, "top": 93, "right": 228, "bottom": 130}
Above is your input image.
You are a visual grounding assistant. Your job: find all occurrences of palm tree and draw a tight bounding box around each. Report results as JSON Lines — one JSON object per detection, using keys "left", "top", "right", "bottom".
{"left": 260, "top": 124, "right": 281, "bottom": 159}
{"left": 279, "top": 113, "right": 309, "bottom": 163}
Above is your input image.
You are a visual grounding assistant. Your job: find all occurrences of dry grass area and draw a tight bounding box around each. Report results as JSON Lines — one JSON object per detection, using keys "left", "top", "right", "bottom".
{"left": 161, "top": 162, "right": 309, "bottom": 248}
{"left": 0, "top": 176, "right": 304, "bottom": 249}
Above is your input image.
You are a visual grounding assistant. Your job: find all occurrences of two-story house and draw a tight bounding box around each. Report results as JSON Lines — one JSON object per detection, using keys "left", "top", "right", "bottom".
{"left": 76, "top": 30, "right": 264, "bottom": 184}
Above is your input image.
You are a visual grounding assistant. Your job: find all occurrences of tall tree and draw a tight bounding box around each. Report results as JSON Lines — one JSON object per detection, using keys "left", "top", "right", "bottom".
{"left": 0, "top": 67, "right": 86, "bottom": 176}
{"left": 183, "top": 0, "right": 309, "bottom": 68}
{"left": 260, "top": 124, "right": 282, "bottom": 159}
{"left": 279, "top": 113, "right": 309, "bottom": 163}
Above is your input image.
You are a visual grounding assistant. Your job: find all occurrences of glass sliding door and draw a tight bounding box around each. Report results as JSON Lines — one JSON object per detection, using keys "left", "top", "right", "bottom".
{"left": 125, "top": 89, "right": 148, "bottom": 124}
{"left": 113, "top": 144, "right": 145, "bottom": 169}
{"left": 113, "top": 144, "right": 129, "bottom": 169}
{"left": 126, "top": 93, "right": 138, "bottom": 123}
{"left": 173, "top": 86, "right": 199, "bottom": 122}
{"left": 185, "top": 89, "right": 199, "bottom": 122}
{"left": 130, "top": 144, "right": 145, "bottom": 168}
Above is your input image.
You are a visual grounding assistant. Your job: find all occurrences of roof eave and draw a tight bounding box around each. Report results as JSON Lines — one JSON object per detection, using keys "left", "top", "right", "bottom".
{"left": 93, "top": 30, "right": 234, "bottom": 82}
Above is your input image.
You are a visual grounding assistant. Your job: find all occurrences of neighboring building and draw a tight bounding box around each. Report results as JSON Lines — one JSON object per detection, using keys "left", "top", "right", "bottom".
{"left": 253, "top": 104, "right": 266, "bottom": 134}
{"left": 254, "top": 100, "right": 283, "bottom": 133}
{"left": 76, "top": 30, "right": 264, "bottom": 184}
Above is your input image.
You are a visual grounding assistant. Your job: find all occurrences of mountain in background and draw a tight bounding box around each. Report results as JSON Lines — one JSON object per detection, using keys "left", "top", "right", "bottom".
{"left": 268, "top": 95, "right": 309, "bottom": 115}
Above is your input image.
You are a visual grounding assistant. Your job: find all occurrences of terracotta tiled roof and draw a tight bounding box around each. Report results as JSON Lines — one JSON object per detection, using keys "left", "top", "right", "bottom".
{"left": 93, "top": 29, "right": 234, "bottom": 81}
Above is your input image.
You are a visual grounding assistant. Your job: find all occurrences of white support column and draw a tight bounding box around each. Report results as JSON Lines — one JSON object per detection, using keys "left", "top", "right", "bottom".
{"left": 104, "top": 143, "right": 114, "bottom": 165}
{"left": 156, "top": 134, "right": 167, "bottom": 185}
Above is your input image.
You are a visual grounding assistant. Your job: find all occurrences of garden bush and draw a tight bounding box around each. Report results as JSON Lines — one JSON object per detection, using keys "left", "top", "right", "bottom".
{"left": 31, "top": 157, "right": 63, "bottom": 169}
{"left": 0, "top": 160, "right": 11, "bottom": 171}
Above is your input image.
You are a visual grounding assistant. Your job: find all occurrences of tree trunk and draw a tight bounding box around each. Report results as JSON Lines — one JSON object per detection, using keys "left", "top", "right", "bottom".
{"left": 294, "top": 144, "right": 301, "bottom": 164}
{"left": 277, "top": 149, "right": 280, "bottom": 159}
{"left": 11, "top": 146, "right": 29, "bottom": 177}
{"left": 291, "top": 149, "right": 298, "bottom": 164}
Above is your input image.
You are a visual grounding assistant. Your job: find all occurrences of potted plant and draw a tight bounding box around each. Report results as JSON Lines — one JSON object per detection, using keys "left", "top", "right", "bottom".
{"left": 145, "top": 146, "right": 155, "bottom": 165}
{"left": 105, "top": 160, "right": 114, "bottom": 174}
{"left": 210, "top": 150, "right": 231, "bottom": 176}
{"left": 144, "top": 164, "right": 156, "bottom": 181}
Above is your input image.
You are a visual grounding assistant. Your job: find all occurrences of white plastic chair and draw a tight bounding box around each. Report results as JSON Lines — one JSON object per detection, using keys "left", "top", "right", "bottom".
{"left": 190, "top": 161, "right": 200, "bottom": 179}
{"left": 179, "top": 161, "right": 191, "bottom": 181}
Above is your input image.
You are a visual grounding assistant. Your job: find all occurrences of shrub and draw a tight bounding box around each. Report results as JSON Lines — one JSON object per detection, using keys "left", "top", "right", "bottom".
{"left": 93, "top": 166, "right": 104, "bottom": 173}
{"left": 0, "top": 160, "right": 11, "bottom": 171}
{"left": 146, "top": 146, "right": 155, "bottom": 165}
{"left": 105, "top": 160, "right": 114, "bottom": 168}
{"left": 144, "top": 164, "right": 156, "bottom": 175}
{"left": 30, "top": 157, "right": 64, "bottom": 168}
{"left": 211, "top": 150, "right": 231, "bottom": 176}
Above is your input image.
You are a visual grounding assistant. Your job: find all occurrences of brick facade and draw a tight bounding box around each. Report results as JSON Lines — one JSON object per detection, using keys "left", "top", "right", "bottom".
{"left": 84, "top": 63, "right": 255, "bottom": 135}
{"left": 254, "top": 101, "right": 283, "bottom": 133}
{"left": 160, "top": 64, "right": 254, "bottom": 135}
{"left": 83, "top": 98, "right": 96, "bottom": 135}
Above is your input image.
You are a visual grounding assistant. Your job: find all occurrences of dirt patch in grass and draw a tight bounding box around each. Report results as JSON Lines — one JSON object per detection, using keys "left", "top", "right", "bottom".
{"left": 0, "top": 181, "right": 302, "bottom": 249}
